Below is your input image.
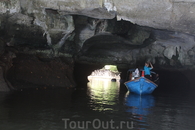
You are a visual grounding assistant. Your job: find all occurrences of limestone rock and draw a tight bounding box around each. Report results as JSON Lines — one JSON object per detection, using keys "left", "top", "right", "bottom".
{"left": 0, "top": 67, "right": 10, "bottom": 92}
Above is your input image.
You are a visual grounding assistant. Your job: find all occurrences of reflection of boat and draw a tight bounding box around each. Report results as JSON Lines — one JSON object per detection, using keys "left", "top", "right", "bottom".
{"left": 124, "top": 69, "right": 158, "bottom": 95}
{"left": 125, "top": 93, "right": 155, "bottom": 116}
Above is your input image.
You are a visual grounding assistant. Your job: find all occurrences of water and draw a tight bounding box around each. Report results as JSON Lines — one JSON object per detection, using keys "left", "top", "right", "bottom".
{"left": 0, "top": 78, "right": 195, "bottom": 130}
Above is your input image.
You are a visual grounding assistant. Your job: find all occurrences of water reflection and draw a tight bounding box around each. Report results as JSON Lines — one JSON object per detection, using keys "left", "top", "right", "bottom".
{"left": 125, "top": 93, "right": 155, "bottom": 120}
{"left": 124, "top": 93, "right": 155, "bottom": 129}
{"left": 87, "top": 78, "right": 120, "bottom": 112}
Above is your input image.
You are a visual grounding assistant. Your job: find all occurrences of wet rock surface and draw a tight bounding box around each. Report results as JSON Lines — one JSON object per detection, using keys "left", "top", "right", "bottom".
{"left": 7, "top": 54, "right": 76, "bottom": 90}
{"left": 1, "top": 0, "right": 195, "bottom": 89}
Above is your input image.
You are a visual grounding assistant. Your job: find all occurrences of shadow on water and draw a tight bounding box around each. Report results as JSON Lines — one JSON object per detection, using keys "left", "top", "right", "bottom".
{"left": 0, "top": 88, "right": 73, "bottom": 130}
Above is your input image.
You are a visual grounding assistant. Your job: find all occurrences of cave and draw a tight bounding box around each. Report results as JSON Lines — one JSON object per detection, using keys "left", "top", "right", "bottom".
{"left": 1, "top": 1, "right": 195, "bottom": 130}
{"left": 0, "top": 0, "right": 195, "bottom": 92}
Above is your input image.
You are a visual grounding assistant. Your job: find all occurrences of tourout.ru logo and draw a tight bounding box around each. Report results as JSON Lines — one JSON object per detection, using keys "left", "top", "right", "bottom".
{"left": 62, "top": 118, "right": 134, "bottom": 129}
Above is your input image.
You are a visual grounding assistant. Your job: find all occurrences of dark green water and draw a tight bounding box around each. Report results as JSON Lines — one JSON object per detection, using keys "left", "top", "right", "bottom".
{"left": 0, "top": 77, "right": 195, "bottom": 130}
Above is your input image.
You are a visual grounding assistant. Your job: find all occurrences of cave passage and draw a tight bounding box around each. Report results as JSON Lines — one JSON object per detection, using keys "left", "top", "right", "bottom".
{"left": 73, "top": 62, "right": 192, "bottom": 95}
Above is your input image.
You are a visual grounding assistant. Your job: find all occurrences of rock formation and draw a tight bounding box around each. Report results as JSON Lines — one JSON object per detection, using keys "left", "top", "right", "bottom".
{"left": 0, "top": 0, "right": 195, "bottom": 89}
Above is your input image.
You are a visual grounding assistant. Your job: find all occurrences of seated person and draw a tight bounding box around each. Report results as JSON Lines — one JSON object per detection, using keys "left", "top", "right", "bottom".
{"left": 134, "top": 67, "right": 140, "bottom": 79}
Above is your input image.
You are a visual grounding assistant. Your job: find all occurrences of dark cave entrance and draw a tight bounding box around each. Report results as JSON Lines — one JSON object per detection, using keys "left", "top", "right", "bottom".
{"left": 73, "top": 62, "right": 192, "bottom": 95}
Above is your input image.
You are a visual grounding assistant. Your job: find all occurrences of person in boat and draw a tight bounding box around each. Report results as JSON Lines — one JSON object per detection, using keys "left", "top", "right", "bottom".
{"left": 134, "top": 65, "right": 140, "bottom": 79}
{"left": 144, "top": 62, "right": 153, "bottom": 80}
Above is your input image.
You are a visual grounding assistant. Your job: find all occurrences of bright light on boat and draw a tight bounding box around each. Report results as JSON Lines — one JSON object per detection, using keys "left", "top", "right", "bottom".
{"left": 87, "top": 65, "right": 120, "bottom": 82}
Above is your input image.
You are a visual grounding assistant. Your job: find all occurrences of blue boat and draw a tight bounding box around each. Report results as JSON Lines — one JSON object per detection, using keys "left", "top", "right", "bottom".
{"left": 124, "top": 69, "right": 159, "bottom": 95}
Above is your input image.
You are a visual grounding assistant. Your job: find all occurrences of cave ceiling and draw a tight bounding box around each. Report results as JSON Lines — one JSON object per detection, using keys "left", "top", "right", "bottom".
{"left": 1, "top": 0, "right": 195, "bottom": 69}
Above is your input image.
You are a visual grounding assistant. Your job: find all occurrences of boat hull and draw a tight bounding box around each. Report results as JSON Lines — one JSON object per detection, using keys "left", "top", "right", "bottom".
{"left": 124, "top": 77, "right": 157, "bottom": 95}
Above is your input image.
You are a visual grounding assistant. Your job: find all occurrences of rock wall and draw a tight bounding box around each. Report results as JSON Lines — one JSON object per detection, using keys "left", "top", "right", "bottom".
{"left": 8, "top": 54, "right": 76, "bottom": 89}
{"left": 1, "top": 0, "right": 195, "bottom": 89}
{"left": 0, "top": 0, "right": 195, "bottom": 69}
{"left": 0, "top": 67, "right": 10, "bottom": 91}
{"left": 1, "top": 0, "right": 195, "bottom": 34}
